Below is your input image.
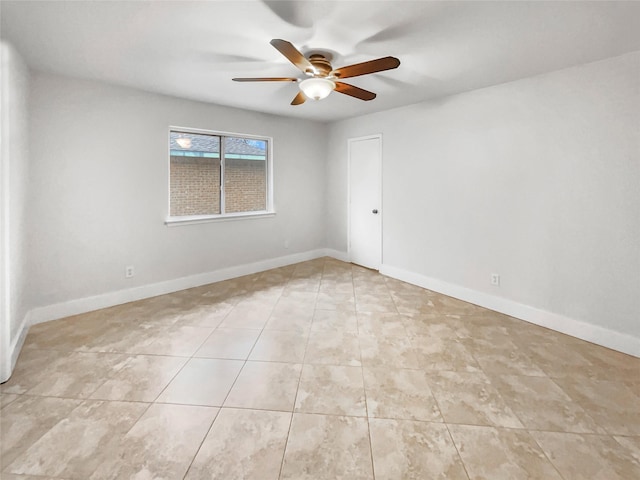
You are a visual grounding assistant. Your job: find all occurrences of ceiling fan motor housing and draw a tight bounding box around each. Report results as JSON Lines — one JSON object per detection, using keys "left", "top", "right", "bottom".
{"left": 308, "top": 54, "right": 333, "bottom": 77}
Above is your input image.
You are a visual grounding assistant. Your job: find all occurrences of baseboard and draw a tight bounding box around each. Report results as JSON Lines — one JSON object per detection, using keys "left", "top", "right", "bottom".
{"left": 0, "top": 313, "right": 29, "bottom": 383}
{"left": 380, "top": 264, "right": 640, "bottom": 358}
{"left": 27, "top": 249, "right": 330, "bottom": 327}
{"left": 325, "top": 249, "right": 350, "bottom": 262}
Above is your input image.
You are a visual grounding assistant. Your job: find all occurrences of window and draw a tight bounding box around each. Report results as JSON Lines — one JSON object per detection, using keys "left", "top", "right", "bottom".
{"left": 168, "top": 128, "right": 272, "bottom": 223}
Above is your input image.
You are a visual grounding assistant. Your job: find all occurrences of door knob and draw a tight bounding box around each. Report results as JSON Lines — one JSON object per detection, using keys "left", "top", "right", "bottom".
{"left": 372, "top": 209, "right": 378, "bottom": 214}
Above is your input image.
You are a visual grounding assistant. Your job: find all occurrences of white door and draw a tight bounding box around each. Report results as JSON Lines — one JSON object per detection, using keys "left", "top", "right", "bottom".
{"left": 349, "top": 135, "right": 382, "bottom": 270}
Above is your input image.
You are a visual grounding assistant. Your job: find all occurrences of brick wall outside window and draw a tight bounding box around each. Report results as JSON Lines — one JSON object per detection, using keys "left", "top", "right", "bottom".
{"left": 170, "top": 156, "right": 266, "bottom": 216}
{"left": 224, "top": 158, "right": 266, "bottom": 213}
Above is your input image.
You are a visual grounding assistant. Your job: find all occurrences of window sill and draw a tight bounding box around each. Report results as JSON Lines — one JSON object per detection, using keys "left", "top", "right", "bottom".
{"left": 165, "top": 211, "right": 276, "bottom": 227}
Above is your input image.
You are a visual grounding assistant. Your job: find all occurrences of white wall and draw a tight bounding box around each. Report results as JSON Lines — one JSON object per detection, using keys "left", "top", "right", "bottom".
{"left": 27, "top": 72, "right": 327, "bottom": 318}
{"left": 0, "top": 42, "right": 30, "bottom": 382}
{"left": 327, "top": 51, "right": 640, "bottom": 354}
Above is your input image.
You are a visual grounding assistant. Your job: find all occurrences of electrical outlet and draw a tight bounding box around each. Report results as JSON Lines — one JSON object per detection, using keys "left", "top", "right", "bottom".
{"left": 284, "top": 239, "right": 290, "bottom": 249}
{"left": 125, "top": 266, "right": 135, "bottom": 278}
{"left": 491, "top": 273, "right": 500, "bottom": 286}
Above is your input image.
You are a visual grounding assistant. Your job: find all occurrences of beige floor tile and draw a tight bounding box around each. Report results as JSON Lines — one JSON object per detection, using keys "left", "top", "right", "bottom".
{"left": 194, "top": 327, "right": 260, "bottom": 359}
{"left": 25, "top": 352, "right": 129, "bottom": 398}
{"left": 4, "top": 400, "right": 148, "bottom": 478}
{"left": 473, "top": 349, "right": 546, "bottom": 377}
{"left": 0, "top": 474, "right": 63, "bottom": 480}
{"left": 448, "top": 424, "right": 562, "bottom": 479}
{"left": 0, "top": 396, "right": 82, "bottom": 469}
{"left": 263, "top": 310, "right": 313, "bottom": 333}
{"left": 458, "top": 319, "right": 514, "bottom": 339}
{"left": 410, "top": 335, "right": 481, "bottom": 372}
{"left": 490, "top": 374, "right": 604, "bottom": 433}
{"left": 390, "top": 294, "right": 439, "bottom": 315}
{"left": 507, "top": 321, "right": 584, "bottom": 348}
{"left": 354, "top": 280, "right": 392, "bottom": 292}
{"left": 363, "top": 366, "right": 442, "bottom": 422}
{"left": 523, "top": 341, "right": 606, "bottom": 379}
{"left": 429, "top": 371, "right": 523, "bottom": 428}
{"left": 156, "top": 358, "right": 243, "bottom": 406}
{"left": 249, "top": 330, "right": 308, "bottom": 363}
{"left": 236, "top": 290, "right": 282, "bottom": 305}
{"left": 89, "top": 354, "right": 187, "bottom": 402}
{"left": 432, "top": 295, "right": 485, "bottom": 315}
{"left": 311, "top": 310, "right": 358, "bottom": 334}
{"left": 315, "top": 291, "right": 355, "bottom": 311}
{"left": 285, "top": 275, "right": 321, "bottom": 290}
{"left": 402, "top": 315, "right": 461, "bottom": 338}
{"left": 359, "top": 333, "right": 418, "bottom": 369}
{"left": 464, "top": 337, "right": 547, "bottom": 377}
{"left": 131, "top": 324, "right": 213, "bottom": 356}
{"left": 531, "top": 430, "right": 640, "bottom": 480}
{"left": 271, "top": 298, "right": 318, "bottom": 317}
{"left": 82, "top": 322, "right": 163, "bottom": 354}
{"left": 280, "top": 413, "right": 373, "bottom": 480}
{"left": 273, "top": 294, "right": 317, "bottom": 312}
{"left": 219, "top": 303, "right": 274, "bottom": 329}
{"left": 185, "top": 408, "right": 291, "bottom": 480}
{"left": 354, "top": 280, "right": 388, "bottom": 293}
{"left": 295, "top": 364, "right": 366, "bottom": 416}
{"left": 89, "top": 403, "right": 218, "bottom": 479}
{"left": 369, "top": 418, "right": 468, "bottom": 479}
{"left": 0, "top": 349, "right": 68, "bottom": 394}
{"left": 249, "top": 285, "right": 287, "bottom": 301}
{"left": 465, "top": 314, "right": 518, "bottom": 331}
{"left": 355, "top": 293, "right": 398, "bottom": 314}
{"left": 553, "top": 377, "right": 640, "bottom": 435}
{"left": 626, "top": 380, "right": 640, "bottom": 396}
{"left": 383, "top": 277, "right": 424, "bottom": 293}
{"left": 573, "top": 343, "right": 640, "bottom": 382}
{"left": 6, "top": 258, "right": 638, "bottom": 479}
{"left": 175, "top": 301, "right": 235, "bottom": 327}
{"left": 0, "top": 393, "right": 20, "bottom": 409}
{"left": 23, "top": 313, "right": 117, "bottom": 352}
{"left": 225, "top": 361, "right": 302, "bottom": 411}
{"left": 306, "top": 330, "right": 362, "bottom": 366}
{"left": 614, "top": 435, "right": 640, "bottom": 464}
{"left": 357, "top": 312, "right": 408, "bottom": 337}
{"left": 319, "top": 279, "right": 354, "bottom": 290}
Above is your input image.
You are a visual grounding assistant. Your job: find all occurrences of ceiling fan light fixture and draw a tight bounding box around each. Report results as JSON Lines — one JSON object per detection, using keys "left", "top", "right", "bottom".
{"left": 299, "top": 77, "right": 335, "bottom": 100}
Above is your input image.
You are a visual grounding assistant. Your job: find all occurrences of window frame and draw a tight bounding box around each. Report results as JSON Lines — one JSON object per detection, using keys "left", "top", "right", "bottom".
{"left": 165, "top": 126, "right": 274, "bottom": 226}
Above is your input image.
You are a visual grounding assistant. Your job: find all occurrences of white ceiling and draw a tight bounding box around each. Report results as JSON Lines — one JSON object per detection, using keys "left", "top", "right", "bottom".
{"left": 2, "top": 1, "right": 640, "bottom": 122}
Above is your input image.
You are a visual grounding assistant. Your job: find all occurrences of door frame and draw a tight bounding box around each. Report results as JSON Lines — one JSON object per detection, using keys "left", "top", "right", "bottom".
{"left": 0, "top": 69, "right": 9, "bottom": 382}
{"left": 347, "top": 133, "right": 383, "bottom": 269}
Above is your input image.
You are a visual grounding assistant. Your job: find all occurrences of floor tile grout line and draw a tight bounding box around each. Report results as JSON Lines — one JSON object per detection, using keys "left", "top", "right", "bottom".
{"left": 528, "top": 428, "right": 570, "bottom": 480}
{"left": 155, "top": 273, "right": 277, "bottom": 410}
{"left": 356, "top": 265, "right": 378, "bottom": 480}
{"left": 180, "top": 403, "right": 223, "bottom": 480}
{"left": 442, "top": 421, "right": 472, "bottom": 480}
{"left": 277, "top": 260, "right": 326, "bottom": 480}
{"left": 387, "top": 275, "right": 471, "bottom": 480}
{"left": 10, "top": 388, "right": 627, "bottom": 434}
{"left": 183, "top": 267, "right": 293, "bottom": 480}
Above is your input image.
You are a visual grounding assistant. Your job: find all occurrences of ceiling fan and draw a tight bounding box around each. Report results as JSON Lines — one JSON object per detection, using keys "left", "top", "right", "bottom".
{"left": 233, "top": 39, "right": 400, "bottom": 105}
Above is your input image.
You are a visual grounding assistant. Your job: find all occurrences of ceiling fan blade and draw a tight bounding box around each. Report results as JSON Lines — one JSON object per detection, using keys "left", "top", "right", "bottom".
{"left": 270, "top": 39, "right": 314, "bottom": 73}
{"left": 232, "top": 77, "right": 298, "bottom": 82}
{"left": 291, "top": 91, "right": 306, "bottom": 105}
{"left": 334, "top": 82, "right": 376, "bottom": 101}
{"left": 332, "top": 56, "right": 400, "bottom": 79}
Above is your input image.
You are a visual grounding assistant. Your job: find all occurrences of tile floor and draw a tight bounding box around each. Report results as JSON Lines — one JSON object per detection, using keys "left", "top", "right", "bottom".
{"left": 1, "top": 257, "right": 639, "bottom": 479}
